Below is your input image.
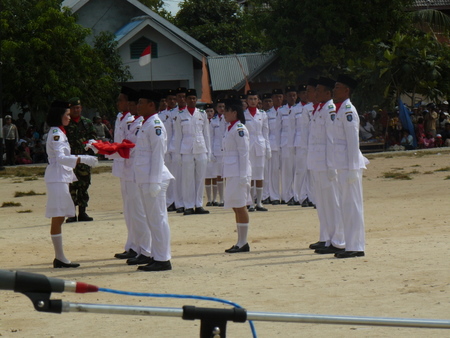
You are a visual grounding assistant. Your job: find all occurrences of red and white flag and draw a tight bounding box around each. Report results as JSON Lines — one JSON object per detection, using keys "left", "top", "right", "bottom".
{"left": 139, "top": 45, "right": 152, "bottom": 66}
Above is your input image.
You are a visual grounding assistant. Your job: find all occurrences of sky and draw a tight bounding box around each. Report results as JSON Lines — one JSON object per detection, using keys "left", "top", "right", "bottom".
{"left": 164, "top": 0, "right": 182, "bottom": 15}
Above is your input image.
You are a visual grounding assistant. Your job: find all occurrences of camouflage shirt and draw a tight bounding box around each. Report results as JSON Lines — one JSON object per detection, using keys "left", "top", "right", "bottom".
{"left": 66, "top": 116, "right": 97, "bottom": 155}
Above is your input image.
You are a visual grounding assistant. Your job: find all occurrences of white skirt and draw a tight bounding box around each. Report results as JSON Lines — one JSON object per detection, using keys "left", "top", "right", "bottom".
{"left": 224, "top": 177, "right": 250, "bottom": 208}
{"left": 45, "top": 182, "right": 76, "bottom": 218}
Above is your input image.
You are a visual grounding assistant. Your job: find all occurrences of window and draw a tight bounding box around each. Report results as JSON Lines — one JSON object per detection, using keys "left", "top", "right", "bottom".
{"left": 130, "top": 37, "right": 158, "bottom": 59}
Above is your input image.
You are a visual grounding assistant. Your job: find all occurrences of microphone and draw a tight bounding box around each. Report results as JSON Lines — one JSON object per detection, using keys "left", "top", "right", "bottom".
{"left": 0, "top": 269, "right": 99, "bottom": 294}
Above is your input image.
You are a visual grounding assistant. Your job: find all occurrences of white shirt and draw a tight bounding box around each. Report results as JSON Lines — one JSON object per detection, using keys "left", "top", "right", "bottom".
{"left": 244, "top": 108, "right": 270, "bottom": 156}
{"left": 134, "top": 114, "right": 174, "bottom": 184}
{"left": 222, "top": 121, "right": 251, "bottom": 178}
{"left": 44, "top": 127, "right": 78, "bottom": 183}
{"left": 210, "top": 114, "right": 226, "bottom": 157}
{"left": 265, "top": 106, "right": 281, "bottom": 151}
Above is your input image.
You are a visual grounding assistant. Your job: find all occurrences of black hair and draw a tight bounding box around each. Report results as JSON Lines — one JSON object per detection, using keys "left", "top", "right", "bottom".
{"left": 46, "top": 104, "right": 69, "bottom": 127}
{"left": 224, "top": 99, "right": 245, "bottom": 124}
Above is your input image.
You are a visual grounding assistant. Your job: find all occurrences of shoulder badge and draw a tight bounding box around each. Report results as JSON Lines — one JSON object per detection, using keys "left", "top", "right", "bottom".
{"left": 328, "top": 104, "right": 334, "bottom": 109}
{"left": 52, "top": 129, "right": 59, "bottom": 133}
{"left": 155, "top": 127, "right": 162, "bottom": 136}
{"left": 330, "top": 111, "right": 336, "bottom": 121}
{"left": 53, "top": 135, "right": 60, "bottom": 141}
{"left": 237, "top": 123, "right": 244, "bottom": 128}
{"left": 238, "top": 130, "right": 244, "bottom": 137}
{"left": 154, "top": 119, "right": 160, "bottom": 124}
{"left": 345, "top": 104, "right": 351, "bottom": 109}
{"left": 346, "top": 112, "right": 353, "bottom": 122}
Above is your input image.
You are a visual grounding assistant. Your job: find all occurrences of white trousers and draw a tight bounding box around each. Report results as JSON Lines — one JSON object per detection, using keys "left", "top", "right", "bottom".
{"left": 294, "top": 147, "right": 309, "bottom": 202}
{"left": 181, "top": 153, "right": 207, "bottom": 209}
{"left": 266, "top": 150, "right": 280, "bottom": 200}
{"left": 121, "top": 179, "right": 151, "bottom": 256}
{"left": 171, "top": 155, "right": 184, "bottom": 209}
{"left": 337, "top": 169, "right": 365, "bottom": 251}
{"left": 311, "top": 171, "right": 345, "bottom": 248}
{"left": 138, "top": 180, "right": 171, "bottom": 261}
{"left": 280, "top": 147, "right": 295, "bottom": 201}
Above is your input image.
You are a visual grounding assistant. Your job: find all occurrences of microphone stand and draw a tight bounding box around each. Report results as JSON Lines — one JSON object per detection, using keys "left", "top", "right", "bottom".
{"left": 3, "top": 270, "right": 450, "bottom": 337}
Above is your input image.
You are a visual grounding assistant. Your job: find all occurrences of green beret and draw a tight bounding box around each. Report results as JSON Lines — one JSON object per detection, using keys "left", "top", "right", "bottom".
{"left": 68, "top": 97, "right": 81, "bottom": 107}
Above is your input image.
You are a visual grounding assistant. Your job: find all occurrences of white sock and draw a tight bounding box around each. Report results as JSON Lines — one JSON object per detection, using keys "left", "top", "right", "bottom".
{"left": 251, "top": 185, "right": 256, "bottom": 207}
{"left": 256, "top": 187, "right": 264, "bottom": 207}
{"left": 236, "top": 223, "right": 249, "bottom": 247}
{"left": 212, "top": 184, "right": 218, "bottom": 203}
{"left": 51, "top": 234, "right": 69, "bottom": 263}
{"left": 205, "top": 184, "right": 212, "bottom": 202}
{"left": 217, "top": 181, "right": 224, "bottom": 203}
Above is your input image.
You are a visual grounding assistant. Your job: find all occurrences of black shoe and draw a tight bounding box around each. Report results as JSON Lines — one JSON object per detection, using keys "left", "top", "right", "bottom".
{"left": 301, "top": 198, "right": 310, "bottom": 207}
{"left": 183, "top": 208, "right": 195, "bottom": 215}
{"left": 53, "top": 258, "right": 80, "bottom": 268}
{"left": 217, "top": 202, "right": 224, "bottom": 207}
{"left": 262, "top": 197, "right": 271, "bottom": 204}
{"left": 225, "top": 243, "right": 250, "bottom": 253}
{"left": 137, "top": 260, "right": 172, "bottom": 271}
{"left": 176, "top": 207, "right": 185, "bottom": 213}
{"left": 280, "top": 200, "right": 286, "bottom": 204}
{"left": 315, "top": 244, "right": 345, "bottom": 255}
{"left": 255, "top": 206, "right": 268, "bottom": 211}
{"left": 127, "top": 254, "right": 153, "bottom": 265}
{"left": 248, "top": 206, "right": 255, "bottom": 212}
{"left": 309, "top": 241, "right": 326, "bottom": 250}
{"left": 167, "top": 203, "right": 176, "bottom": 212}
{"left": 78, "top": 212, "right": 93, "bottom": 222}
{"left": 195, "top": 207, "right": 210, "bottom": 214}
{"left": 271, "top": 200, "right": 280, "bottom": 205}
{"left": 66, "top": 216, "right": 77, "bottom": 223}
{"left": 286, "top": 197, "right": 295, "bottom": 206}
{"left": 335, "top": 251, "right": 365, "bottom": 258}
{"left": 114, "top": 249, "right": 137, "bottom": 259}
{"left": 206, "top": 202, "right": 212, "bottom": 206}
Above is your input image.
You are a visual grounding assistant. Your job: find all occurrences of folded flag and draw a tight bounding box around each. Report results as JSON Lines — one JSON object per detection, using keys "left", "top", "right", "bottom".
{"left": 84, "top": 139, "right": 135, "bottom": 159}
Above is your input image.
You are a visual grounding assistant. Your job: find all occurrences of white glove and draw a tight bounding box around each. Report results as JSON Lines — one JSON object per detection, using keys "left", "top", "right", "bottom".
{"left": 266, "top": 148, "right": 272, "bottom": 160}
{"left": 327, "top": 168, "right": 337, "bottom": 181}
{"left": 210, "top": 154, "right": 217, "bottom": 163}
{"left": 347, "top": 170, "right": 359, "bottom": 184}
{"left": 239, "top": 176, "right": 250, "bottom": 187}
{"left": 148, "top": 183, "right": 161, "bottom": 198}
{"left": 78, "top": 155, "right": 98, "bottom": 167}
{"left": 84, "top": 139, "right": 98, "bottom": 154}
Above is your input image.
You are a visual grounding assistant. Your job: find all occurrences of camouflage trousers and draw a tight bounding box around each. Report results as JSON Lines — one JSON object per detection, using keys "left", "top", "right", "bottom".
{"left": 69, "top": 163, "right": 91, "bottom": 207}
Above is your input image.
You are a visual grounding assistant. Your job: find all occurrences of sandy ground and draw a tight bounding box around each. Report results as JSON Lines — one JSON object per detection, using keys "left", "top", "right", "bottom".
{"left": 0, "top": 149, "right": 449, "bottom": 338}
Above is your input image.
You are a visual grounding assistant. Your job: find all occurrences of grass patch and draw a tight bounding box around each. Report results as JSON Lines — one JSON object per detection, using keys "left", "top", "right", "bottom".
{"left": 0, "top": 165, "right": 111, "bottom": 178}
{"left": 24, "top": 177, "right": 38, "bottom": 181}
{"left": 12, "top": 180, "right": 23, "bottom": 183}
{"left": 383, "top": 171, "right": 412, "bottom": 180}
{"left": 2, "top": 201, "right": 22, "bottom": 207}
{"left": 411, "top": 164, "right": 421, "bottom": 167}
{"left": 16, "top": 210, "right": 32, "bottom": 213}
{"left": 92, "top": 166, "right": 112, "bottom": 174}
{"left": 423, "top": 171, "right": 434, "bottom": 174}
{"left": 14, "top": 190, "right": 46, "bottom": 197}
{"left": 445, "top": 176, "right": 450, "bottom": 180}
{"left": 391, "top": 167, "right": 404, "bottom": 171}
{"left": 434, "top": 166, "right": 450, "bottom": 172}
{"left": 408, "top": 169, "right": 420, "bottom": 175}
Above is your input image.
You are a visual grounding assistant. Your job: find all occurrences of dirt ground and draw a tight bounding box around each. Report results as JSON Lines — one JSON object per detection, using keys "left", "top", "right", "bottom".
{"left": 0, "top": 149, "right": 449, "bottom": 338}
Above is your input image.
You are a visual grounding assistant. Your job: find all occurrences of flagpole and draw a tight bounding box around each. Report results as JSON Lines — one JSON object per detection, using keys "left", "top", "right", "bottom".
{"left": 150, "top": 61, "right": 153, "bottom": 90}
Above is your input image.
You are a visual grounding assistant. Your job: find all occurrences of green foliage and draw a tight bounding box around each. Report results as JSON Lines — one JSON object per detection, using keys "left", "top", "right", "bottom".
{"left": 0, "top": 0, "right": 131, "bottom": 125}
{"left": 138, "top": 0, "right": 173, "bottom": 21}
{"left": 174, "top": 0, "right": 264, "bottom": 54}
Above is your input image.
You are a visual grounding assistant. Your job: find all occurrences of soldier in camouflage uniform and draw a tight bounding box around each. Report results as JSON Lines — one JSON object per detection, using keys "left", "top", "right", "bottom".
{"left": 65, "top": 97, "right": 97, "bottom": 222}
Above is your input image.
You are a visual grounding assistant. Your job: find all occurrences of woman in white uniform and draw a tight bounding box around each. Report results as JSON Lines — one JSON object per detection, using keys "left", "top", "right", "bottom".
{"left": 222, "top": 99, "right": 252, "bottom": 253}
{"left": 45, "top": 101, "right": 98, "bottom": 268}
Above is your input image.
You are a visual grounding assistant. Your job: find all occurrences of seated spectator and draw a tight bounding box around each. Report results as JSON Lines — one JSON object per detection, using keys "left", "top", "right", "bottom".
{"left": 400, "top": 129, "right": 414, "bottom": 150}
{"left": 423, "top": 133, "right": 435, "bottom": 148}
{"left": 15, "top": 140, "right": 32, "bottom": 164}
{"left": 435, "top": 134, "right": 443, "bottom": 147}
{"left": 93, "top": 116, "right": 111, "bottom": 141}
{"left": 359, "top": 116, "right": 375, "bottom": 141}
{"left": 441, "top": 123, "right": 450, "bottom": 147}
{"left": 32, "top": 140, "right": 47, "bottom": 163}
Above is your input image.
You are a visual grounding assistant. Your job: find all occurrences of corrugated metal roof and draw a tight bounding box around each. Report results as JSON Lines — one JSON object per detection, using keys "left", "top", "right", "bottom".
{"left": 114, "top": 20, "right": 144, "bottom": 41}
{"left": 413, "top": 0, "right": 450, "bottom": 8}
{"left": 208, "top": 52, "right": 277, "bottom": 91}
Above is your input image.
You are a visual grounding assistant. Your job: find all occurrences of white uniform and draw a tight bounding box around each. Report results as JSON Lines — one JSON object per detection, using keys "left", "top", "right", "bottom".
{"left": 159, "top": 107, "right": 176, "bottom": 207}
{"left": 307, "top": 100, "right": 344, "bottom": 248}
{"left": 263, "top": 106, "right": 281, "bottom": 201}
{"left": 172, "top": 107, "right": 211, "bottom": 209}
{"left": 45, "top": 127, "right": 78, "bottom": 218}
{"left": 210, "top": 114, "right": 226, "bottom": 177}
{"left": 244, "top": 108, "right": 270, "bottom": 180}
{"left": 293, "top": 102, "right": 309, "bottom": 203}
{"left": 166, "top": 106, "right": 183, "bottom": 209}
{"left": 278, "top": 103, "right": 298, "bottom": 202}
{"left": 331, "top": 99, "right": 368, "bottom": 251}
{"left": 299, "top": 102, "right": 316, "bottom": 204}
{"left": 111, "top": 112, "right": 131, "bottom": 178}
{"left": 134, "top": 114, "right": 174, "bottom": 262}
{"left": 222, "top": 121, "right": 251, "bottom": 208}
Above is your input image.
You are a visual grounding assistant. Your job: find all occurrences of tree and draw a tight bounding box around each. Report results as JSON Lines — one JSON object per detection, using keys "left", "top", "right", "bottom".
{"left": 137, "top": 0, "right": 173, "bottom": 21}
{"left": 0, "top": 0, "right": 131, "bottom": 127}
{"left": 174, "top": 0, "right": 264, "bottom": 54}
{"left": 247, "top": 0, "right": 413, "bottom": 81}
